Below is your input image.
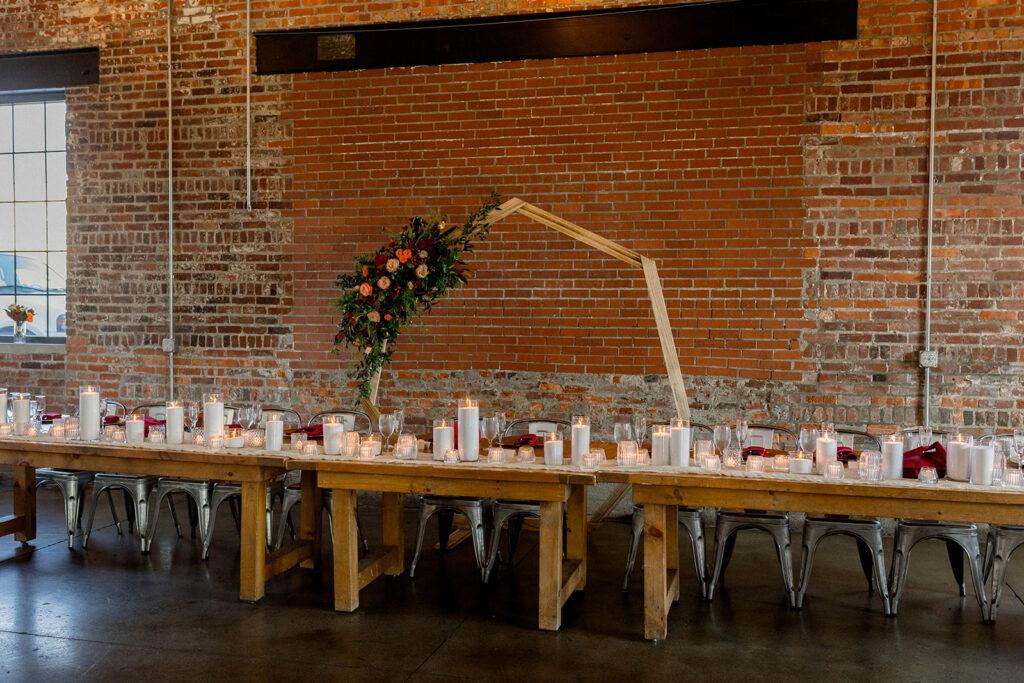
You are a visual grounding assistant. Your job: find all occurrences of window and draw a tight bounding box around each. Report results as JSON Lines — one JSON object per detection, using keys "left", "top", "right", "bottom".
{"left": 0, "top": 94, "right": 67, "bottom": 341}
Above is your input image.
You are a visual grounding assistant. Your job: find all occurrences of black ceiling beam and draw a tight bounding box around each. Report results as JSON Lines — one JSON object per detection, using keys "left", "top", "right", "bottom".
{"left": 255, "top": 0, "right": 857, "bottom": 76}
{"left": 0, "top": 48, "right": 100, "bottom": 92}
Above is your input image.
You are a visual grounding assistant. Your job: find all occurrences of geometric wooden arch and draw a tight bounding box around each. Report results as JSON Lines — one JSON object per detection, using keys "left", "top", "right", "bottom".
{"left": 363, "top": 197, "right": 690, "bottom": 422}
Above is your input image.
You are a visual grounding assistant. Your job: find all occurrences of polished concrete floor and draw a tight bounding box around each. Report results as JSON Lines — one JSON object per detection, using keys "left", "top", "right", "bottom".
{"left": 1, "top": 485, "right": 1022, "bottom": 682}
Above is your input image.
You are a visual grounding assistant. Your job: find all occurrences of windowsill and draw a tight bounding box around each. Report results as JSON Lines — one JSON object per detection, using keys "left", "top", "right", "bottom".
{"left": 0, "top": 342, "right": 66, "bottom": 355}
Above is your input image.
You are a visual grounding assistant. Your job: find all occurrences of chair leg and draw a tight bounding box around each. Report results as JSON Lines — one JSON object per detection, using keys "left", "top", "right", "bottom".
{"left": 123, "top": 490, "right": 136, "bottom": 534}
{"left": 888, "top": 532, "right": 912, "bottom": 616}
{"left": 409, "top": 499, "right": 439, "bottom": 579}
{"left": 795, "top": 524, "right": 823, "bottom": 610}
{"left": 357, "top": 510, "right": 369, "bottom": 555}
{"left": 187, "top": 497, "right": 199, "bottom": 538}
{"left": 145, "top": 486, "right": 171, "bottom": 553}
{"left": 622, "top": 506, "right": 644, "bottom": 591}
{"left": 680, "top": 513, "right": 707, "bottom": 599}
{"left": 167, "top": 494, "right": 183, "bottom": 539}
{"left": 228, "top": 497, "right": 241, "bottom": 532}
{"left": 105, "top": 489, "right": 123, "bottom": 535}
{"left": 464, "top": 506, "right": 488, "bottom": 582}
{"left": 720, "top": 533, "right": 737, "bottom": 584}
{"left": 771, "top": 524, "right": 796, "bottom": 607}
{"left": 133, "top": 484, "right": 151, "bottom": 554}
{"left": 274, "top": 494, "right": 298, "bottom": 550}
{"left": 83, "top": 483, "right": 110, "bottom": 549}
{"left": 484, "top": 509, "right": 509, "bottom": 583}
{"left": 436, "top": 510, "right": 454, "bottom": 552}
{"left": 706, "top": 523, "right": 734, "bottom": 601}
{"left": 960, "top": 534, "right": 989, "bottom": 619}
{"left": 945, "top": 539, "right": 967, "bottom": 597}
{"left": 865, "top": 527, "right": 892, "bottom": 615}
{"left": 53, "top": 477, "right": 81, "bottom": 550}
{"left": 203, "top": 490, "right": 232, "bottom": 561}
{"left": 855, "top": 537, "right": 876, "bottom": 593}
{"left": 988, "top": 532, "right": 1012, "bottom": 622}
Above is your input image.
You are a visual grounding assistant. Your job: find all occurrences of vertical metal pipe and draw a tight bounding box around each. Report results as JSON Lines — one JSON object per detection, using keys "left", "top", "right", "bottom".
{"left": 245, "top": 0, "right": 252, "bottom": 212}
{"left": 922, "top": 0, "right": 937, "bottom": 427}
{"left": 167, "top": 0, "right": 175, "bottom": 400}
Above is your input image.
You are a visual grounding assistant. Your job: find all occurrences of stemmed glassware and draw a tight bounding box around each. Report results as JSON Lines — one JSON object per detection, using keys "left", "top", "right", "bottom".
{"left": 248, "top": 402, "right": 262, "bottom": 429}
{"left": 495, "top": 412, "right": 507, "bottom": 442}
{"left": 394, "top": 408, "right": 405, "bottom": 436}
{"left": 713, "top": 422, "right": 731, "bottom": 454}
{"left": 186, "top": 401, "right": 199, "bottom": 433}
{"left": 481, "top": 415, "right": 500, "bottom": 450}
{"left": 378, "top": 412, "right": 398, "bottom": 454}
{"left": 799, "top": 427, "right": 819, "bottom": 454}
{"left": 736, "top": 420, "right": 749, "bottom": 451}
{"left": 631, "top": 412, "right": 647, "bottom": 450}
{"left": 35, "top": 395, "right": 46, "bottom": 420}
{"left": 613, "top": 417, "right": 632, "bottom": 444}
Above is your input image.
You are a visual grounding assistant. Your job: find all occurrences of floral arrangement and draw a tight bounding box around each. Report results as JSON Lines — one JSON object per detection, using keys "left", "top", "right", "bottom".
{"left": 4, "top": 303, "right": 33, "bottom": 324}
{"left": 334, "top": 193, "right": 502, "bottom": 397}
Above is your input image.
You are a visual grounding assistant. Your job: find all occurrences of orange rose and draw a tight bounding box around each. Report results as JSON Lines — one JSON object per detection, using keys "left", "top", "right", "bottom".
{"left": 26, "top": 312, "right": 33, "bottom": 323}
{"left": 362, "top": 266, "right": 369, "bottom": 277}
{"left": 396, "top": 248, "right": 412, "bottom": 264}
{"left": 384, "top": 314, "right": 392, "bottom": 321}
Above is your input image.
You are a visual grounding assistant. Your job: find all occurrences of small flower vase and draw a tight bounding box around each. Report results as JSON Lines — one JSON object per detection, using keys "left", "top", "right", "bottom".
{"left": 13, "top": 320, "right": 25, "bottom": 343}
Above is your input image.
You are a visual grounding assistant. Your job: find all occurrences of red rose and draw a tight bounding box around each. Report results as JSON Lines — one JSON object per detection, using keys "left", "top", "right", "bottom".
{"left": 374, "top": 253, "right": 388, "bottom": 267}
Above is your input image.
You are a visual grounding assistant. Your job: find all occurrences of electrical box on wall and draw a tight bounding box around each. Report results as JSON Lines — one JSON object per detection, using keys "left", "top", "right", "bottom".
{"left": 919, "top": 350, "right": 938, "bottom": 368}
{"left": 161, "top": 338, "right": 178, "bottom": 353}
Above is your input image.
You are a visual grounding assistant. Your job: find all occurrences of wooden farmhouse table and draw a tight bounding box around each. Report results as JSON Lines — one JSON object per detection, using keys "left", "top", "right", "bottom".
{"left": 288, "top": 451, "right": 596, "bottom": 630}
{"left": 0, "top": 436, "right": 319, "bottom": 602}
{"left": 597, "top": 466, "right": 1024, "bottom": 641}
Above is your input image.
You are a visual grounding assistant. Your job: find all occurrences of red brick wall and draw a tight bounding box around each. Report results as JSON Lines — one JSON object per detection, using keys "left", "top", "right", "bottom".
{"left": 0, "top": 0, "right": 1021, "bottom": 434}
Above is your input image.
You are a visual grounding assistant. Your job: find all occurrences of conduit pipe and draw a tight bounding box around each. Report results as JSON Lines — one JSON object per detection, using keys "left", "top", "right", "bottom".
{"left": 246, "top": 0, "right": 252, "bottom": 212}
{"left": 922, "top": 0, "right": 938, "bottom": 427}
{"left": 166, "top": 0, "right": 176, "bottom": 400}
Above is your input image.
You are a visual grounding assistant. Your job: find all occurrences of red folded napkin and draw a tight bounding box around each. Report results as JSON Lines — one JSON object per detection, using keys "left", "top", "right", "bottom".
{"left": 514, "top": 434, "right": 540, "bottom": 447}
{"left": 287, "top": 424, "right": 323, "bottom": 438}
{"left": 837, "top": 446, "right": 856, "bottom": 462}
{"left": 227, "top": 423, "right": 242, "bottom": 430}
{"left": 144, "top": 415, "right": 165, "bottom": 438}
{"left": 743, "top": 446, "right": 766, "bottom": 458}
{"left": 903, "top": 441, "right": 946, "bottom": 479}
{"left": 103, "top": 415, "right": 120, "bottom": 425}
{"left": 42, "top": 413, "right": 62, "bottom": 424}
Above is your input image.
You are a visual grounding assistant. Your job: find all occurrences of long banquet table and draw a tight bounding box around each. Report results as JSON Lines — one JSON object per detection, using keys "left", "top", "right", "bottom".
{"left": 598, "top": 466, "right": 1024, "bottom": 640}
{"left": 288, "top": 451, "right": 595, "bottom": 631}
{"left": 0, "top": 436, "right": 319, "bottom": 602}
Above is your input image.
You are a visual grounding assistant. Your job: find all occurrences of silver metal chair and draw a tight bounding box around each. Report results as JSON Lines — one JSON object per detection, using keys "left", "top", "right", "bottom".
{"left": 308, "top": 410, "right": 372, "bottom": 432}
{"left": 260, "top": 407, "right": 303, "bottom": 429}
{"left": 482, "top": 418, "right": 571, "bottom": 582}
{"left": 83, "top": 474, "right": 158, "bottom": 552}
{"left": 835, "top": 428, "right": 881, "bottom": 451}
{"left": 707, "top": 423, "right": 798, "bottom": 606}
{"left": 983, "top": 524, "right": 1024, "bottom": 621}
{"left": 889, "top": 519, "right": 988, "bottom": 619}
{"left": 273, "top": 488, "right": 369, "bottom": 555}
{"left": 34, "top": 469, "right": 108, "bottom": 549}
{"left": 896, "top": 426, "right": 951, "bottom": 451}
{"left": 622, "top": 421, "right": 712, "bottom": 594}
{"left": 411, "top": 496, "right": 488, "bottom": 581}
{"left": 202, "top": 479, "right": 282, "bottom": 560}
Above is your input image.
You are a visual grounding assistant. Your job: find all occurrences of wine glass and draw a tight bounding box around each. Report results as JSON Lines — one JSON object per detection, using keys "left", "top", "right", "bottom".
{"left": 379, "top": 412, "right": 398, "bottom": 454}
{"left": 35, "top": 395, "right": 46, "bottom": 419}
{"left": 631, "top": 412, "right": 647, "bottom": 450}
{"left": 481, "top": 415, "right": 500, "bottom": 449}
{"left": 249, "top": 402, "right": 262, "bottom": 429}
{"left": 613, "top": 417, "right": 632, "bottom": 444}
{"left": 713, "top": 423, "right": 731, "bottom": 454}
{"left": 799, "top": 427, "right": 818, "bottom": 454}
{"left": 918, "top": 426, "right": 933, "bottom": 448}
{"left": 495, "top": 412, "right": 507, "bottom": 441}
{"left": 186, "top": 401, "right": 199, "bottom": 433}
{"left": 736, "top": 420, "right": 749, "bottom": 450}
{"left": 394, "top": 407, "right": 405, "bottom": 436}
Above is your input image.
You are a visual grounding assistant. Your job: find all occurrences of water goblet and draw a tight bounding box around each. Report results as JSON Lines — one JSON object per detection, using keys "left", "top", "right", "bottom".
{"left": 799, "top": 427, "right": 818, "bottom": 454}
{"left": 35, "top": 395, "right": 46, "bottom": 419}
{"left": 186, "top": 401, "right": 199, "bottom": 433}
{"left": 613, "top": 417, "right": 632, "bottom": 445}
{"left": 481, "top": 414, "right": 500, "bottom": 450}
{"left": 495, "top": 412, "right": 507, "bottom": 440}
{"left": 918, "top": 426, "right": 933, "bottom": 448}
{"left": 713, "top": 423, "right": 731, "bottom": 454}
{"left": 736, "top": 420, "right": 749, "bottom": 450}
{"left": 378, "top": 412, "right": 398, "bottom": 454}
{"left": 631, "top": 412, "right": 647, "bottom": 451}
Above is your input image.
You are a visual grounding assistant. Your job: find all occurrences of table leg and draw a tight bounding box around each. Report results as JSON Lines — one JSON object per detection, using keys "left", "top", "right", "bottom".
{"left": 666, "top": 504, "right": 679, "bottom": 602}
{"left": 332, "top": 488, "right": 360, "bottom": 611}
{"left": 381, "top": 492, "right": 404, "bottom": 576}
{"left": 299, "top": 470, "right": 322, "bottom": 569}
{"left": 538, "top": 499, "right": 563, "bottom": 631}
{"left": 239, "top": 479, "right": 268, "bottom": 602}
{"left": 14, "top": 465, "right": 36, "bottom": 543}
{"left": 566, "top": 484, "right": 587, "bottom": 590}
{"left": 643, "top": 502, "right": 669, "bottom": 640}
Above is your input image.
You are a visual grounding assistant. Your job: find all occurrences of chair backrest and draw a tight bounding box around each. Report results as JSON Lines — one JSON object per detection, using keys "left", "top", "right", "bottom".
{"left": 834, "top": 427, "right": 881, "bottom": 451}
{"left": 503, "top": 418, "right": 570, "bottom": 438}
{"left": 690, "top": 421, "right": 713, "bottom": 443}
{"left": 104, "top": 399, "right": 126, "bottom": 417}
{"left": 308, "top": 410, "right": 372, "bottom": 433}
{"left": 980, "top": 432, "right": 1013, "bottom": 444}
{"left": 129, "top": 403, "right": 167, "bottom": 419}
{"left": 897, "top": 426, "right": 951, "bottom": 450}
{"left": 748, "top": 423, "right": 797, "bottom": 450}
{"left": 261, "top": 408, "right": 303, "bottom": 428}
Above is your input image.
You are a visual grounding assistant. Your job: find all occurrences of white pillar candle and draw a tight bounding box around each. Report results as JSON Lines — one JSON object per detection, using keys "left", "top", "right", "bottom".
{"left": 12, "top": 393, "right": 30, "bottom": 436}
{"left": 790, "top": 456, "right": 814, "bottom": 474}
{"left": 78, "top": 386, "right": 100, "bottom": 441}
{"left": 881, "top": 436, "right": 904, "bottom": 480}
{"left": 265, "top": 415, "right": 284, "bottom": 451}
{"left": 457, "top": 399, "right": 479, "bottom": 462}
{"left": 651, "top": 425, "right": 671, "bottom": 466}
{"left": 570, "top": 415, "right": 590, "bottom": 467}
{"left": 433, "top": 418, "right": 454, "bottom": 461}
{"left": 544, "top": 434, "right": 563, "bottom": 466}
{"left": 0, "top": 389, "right": 7, "bottom": 424}
{"left": 165, "top": 400, "right": 184, "bottom": 444}
{"left": 669, "top": 418, "right": 690, "bottom": 467}
{"left": 971, "top": 444, "right": 995, "bottom": 486}
{"left": 815, "top": 435, "right": 838, "bottom": 474}
{"left": 125, "top": 415, "right": 145, "bottom": 444}
{"left": 946, "top": 434, "right": 973, "bottom": 481}
{"left": 323, "top": 417, "right": 344, "bottom": 455}
{"left": 203, "top": 393, "right": 225, "bottom": 438}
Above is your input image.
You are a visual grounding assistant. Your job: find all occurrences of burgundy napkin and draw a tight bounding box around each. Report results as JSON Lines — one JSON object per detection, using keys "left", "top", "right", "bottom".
{"left": 227, "top": 423, "right": 242, "bottom": 430}
{"left": 103, "top": 415, "right": 121, "bottom": 425}
{"left": 837, "top": 446, "right": 856, "bottom": 462}
{"left": 144, "top": 415, "right": 165, "bottom": 438}
{"left": 903, "top": 441, "right": 947, "bottom": 479}
{"left": 514, "top": 434, "right": 540, "bottom": 447}
{"left": 743, "top": 446, "right": 766, "bottom": 458}
{"left": 42, "top": 413, "right": 62, "bottom": 424}
{"left": 287, "top": 424, "right": 323, "bottom": 438}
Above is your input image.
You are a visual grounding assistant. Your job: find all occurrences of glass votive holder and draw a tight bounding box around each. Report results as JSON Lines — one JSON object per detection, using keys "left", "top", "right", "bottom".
{"left": 207, "top": 434, "right": 225, "bottom": 451}
{"left": 704, "top": 454, "right": 722, "bottom": 471}
{"left": 444, "top": 447, "right": 461, "bottom": 465}
{"left": 26, "top": 422, "right": 40, "bottom": 437}
{"left": 303, "top": 442, "right": 321, "bottom": 457}
{"left": 148, "top": 427, "right": 165, "bottom": 444}
{"left": 517, "top": 446, "right": 534, "bottom": 463}
{"left": 109, "top": 426, "right": 125, "bottom": 443}
{"left": 50, "top": 424, "right": 65, "bottom": 439}
{"left": 192, "top": 428, "right": 205, "bottom": 446}
{"left": 487, "top": 446, "right": 505, "bottom": 463}
{"left": 582, "top": 448, "right": 602, "bottom": 472}
{"left": 824, "top": 460, "right": 845, "bottom": 481}
{"left": 772, "top": 452, "right": 790, "bottom": 472}
{"left": 636, "top": 448, "right": 649, "bottom": 466}
{"left": 291, "top": 433, "right": 307, "bottom": 451}
{"left": 396, "top": 434, "right": 418, "bottom": 460}
{"left": 1002, "top": 469, "right": 1023, "bottom": 488}
{"left": 858, "top": 451, "right": 881, "bottom": 480}
{"left": 918, "top": 466, "right": 939, "bottom": 485}
{"left": 355, "top": 442, "right": 375, "bottom": 460}
{"left": 790, "top": 454, "right": 814, "bottom": 474}
{"left": 363, "top": 433, "right": 382, "bottom": 455}
{"left": 0, "top": 423, "right": 10, "bottom": 437}
{"left": 746, "top": 455, "right": 766, "bottom": 473}
{"left": 723, "top": 448, "right": 743, "bottom": 470}
{"left": 341, "top": 431, "right": 360, "bottom": 457}
{"left": 249, "top": 430, "right": 265, "bottom": 449}
{"left": 617, "top": 440, "right": 638, "bottom": 466}
{"left": 694, "top": 440, "right": 714, "bottom": 459}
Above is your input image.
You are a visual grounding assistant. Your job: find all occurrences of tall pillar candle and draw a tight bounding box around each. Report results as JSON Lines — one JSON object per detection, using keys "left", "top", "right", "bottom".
{"left": 203, "top": 392, "right": 225, "bottom": 438}
{"left": 457, "top": 398, "right": 479, "bottom": 462}
{"left": 946, "top": 434, "right": 973, "bottom": 481}
{"left": 323, "top": 416, "right": 344, "bottom": 455}
{"left": 12, "top": 393, "right": 30, "bottom": 436}
{"left": 125, "top": 415, "right": 145, "bottom": 444}
{"left": 881, "top": 435, "right": 904, "bottom": 480}
{"left": 669, "top": 418, "right": 690, "bottom": 467}
{"left": 433, "top": 418, "right": 454, "bottom": 461}
{"left": 651, "top": 425, "right": 671, "bottom": 466}
{"left": 265, "top": 414, "right": 284, "bottom": 451}
{"left": 0, "top": 388, "right": 7, "bottom": 424}
{"left": 815, "top": 433, "right": 838, "bottom": 474}
{"left": 165, "top": 400, "right": 184, "bottom": 445}
{"left": 78, "top": 386, "right": 100, "bottom": 441}
{"left": 570, "top": 415, "right": 590, "bottom": 467}
{"left": 544, "top": 432, "right": 564, "bottom": 466}
{"left": 971, "top": 444, "right": 995, "bottom": 486}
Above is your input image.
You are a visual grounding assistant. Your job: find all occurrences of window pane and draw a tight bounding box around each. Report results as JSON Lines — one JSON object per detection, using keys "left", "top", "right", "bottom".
{"left": 45, "top": 101, "right": 66, "bottom": 151}
{"left": 15, "top": 202, "right": 46, "bottom": 252}
{"left": 48, "top": 294, "right": 66, "bottom": 337}
{"left": 47, "top": 251, "right": 66, "bottom": 293}
{"left": 15, "top": 252, "right": 48, "bottom": 292}
{"left": 0, "top": 293, "right": 14, "bottom": 335}
{"left": 0, "top": 154, "right": 11, "bottom": 202}
{"left": 0, "top": 203, "right": 11, "bottom": 246}
{"left": 14, "top": 153, "right": 45, "bottom": 201}
{"left": 0, "top": 252, "right": 13, "bottom": 294}
{"left": 16, "top": 293, "right": 47, "bottom": 337}
{"left": 46, "top": 152, "right": 66, "bottom": 200}
{"left": 47, "top": 201, "right": 65, "bottom": 250}
{"left": 13, "top": 103, "right": 45, "bottom": 153}
{"left": 0, "top": 105, "right": 11, "bottom": 154}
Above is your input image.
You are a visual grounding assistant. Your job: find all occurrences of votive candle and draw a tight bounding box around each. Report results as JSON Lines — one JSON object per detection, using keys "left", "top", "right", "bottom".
{"left": 433, "top": 418, "right": 454, "bottom": 461}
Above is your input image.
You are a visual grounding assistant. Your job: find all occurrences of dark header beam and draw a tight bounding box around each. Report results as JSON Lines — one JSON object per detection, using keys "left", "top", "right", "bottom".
{"left": 0, "top": 48, "right": 100, "bottom": 92}
{"left": 255, "top": 0, "right": 856, "bottom": 75}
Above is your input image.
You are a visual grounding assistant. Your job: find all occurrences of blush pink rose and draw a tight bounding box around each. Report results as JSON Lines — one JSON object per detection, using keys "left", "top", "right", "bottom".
{"left": 377, "top": 276, "right": 391, "bottom": 290}
{"left": 385, "top": 258, "right": 400, "bottom": 273}
{"left": 415, "top": 264, "right": 429, "bottom": 278}
{"left": 367, "top": 311, "right": 381, "bottom": 323}
{"left": 364, "top": 346, "right": 373, "bottom": 355}
{"left": 358, "top": 282, "right": 372, "bottom": 297}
